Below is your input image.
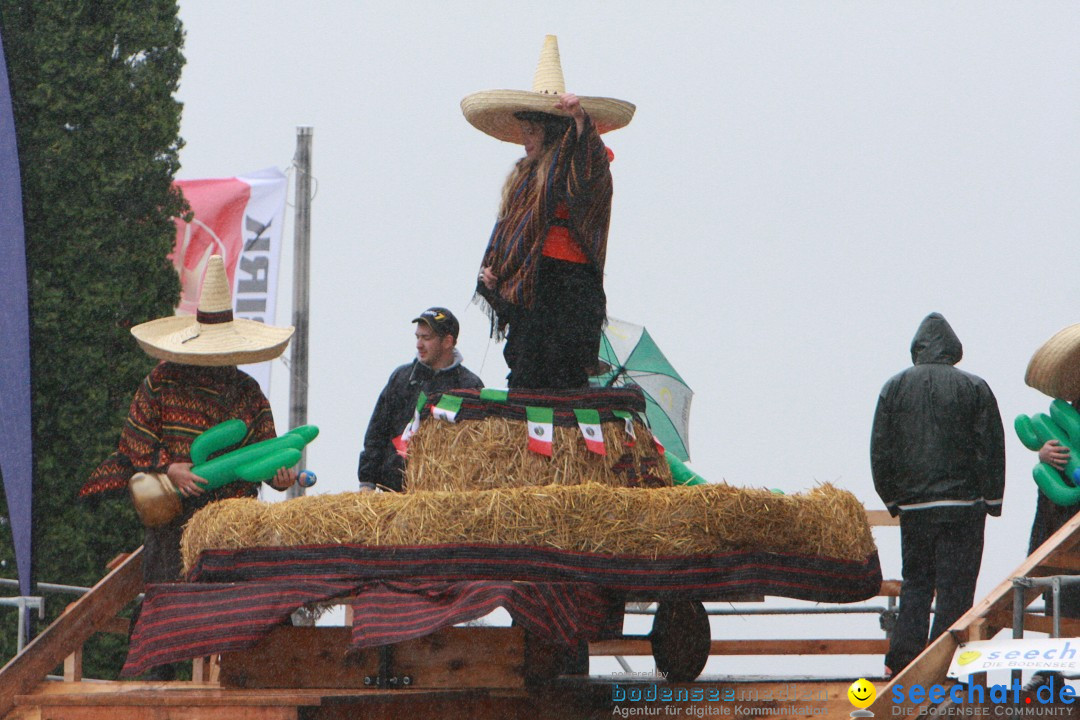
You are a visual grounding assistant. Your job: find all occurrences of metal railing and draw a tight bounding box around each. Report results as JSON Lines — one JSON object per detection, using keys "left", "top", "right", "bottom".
{"left": 0, "top": 578, "right": 120, "bottom": 654}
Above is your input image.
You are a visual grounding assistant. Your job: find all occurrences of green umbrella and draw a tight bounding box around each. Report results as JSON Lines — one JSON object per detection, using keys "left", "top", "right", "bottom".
{"left": 589, "top": 317, "right": 693, "bottom": 462}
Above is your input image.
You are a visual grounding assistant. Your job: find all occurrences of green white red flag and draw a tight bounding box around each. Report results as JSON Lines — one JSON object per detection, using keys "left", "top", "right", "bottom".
{"left": 613, "top": 410, "right": 636, "bottom": 447}
{"left": 526, "top": 406, "right": 554, "bottom": 456}
{"left": 431, "top": 394, "right": 463, "bottom": 422}
{"left": 573, "top": 408, "right": 606, "bottom": 455}
{"left": 393, "top": 391, "right": 427, "bottom": 457}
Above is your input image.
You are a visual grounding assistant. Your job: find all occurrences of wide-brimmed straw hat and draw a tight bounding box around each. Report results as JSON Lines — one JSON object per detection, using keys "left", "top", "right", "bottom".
{"left": 131, "top": 255, "right": 294, "bottom": 366}
{"left": 461, "top": 34, "right": 635, "bottom": 145}
{"left": 1025, "top": 323, "right": 1080, "bottom": 400}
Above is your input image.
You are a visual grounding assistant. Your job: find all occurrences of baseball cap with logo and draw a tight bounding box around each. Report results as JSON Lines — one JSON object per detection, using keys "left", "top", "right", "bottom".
{"left": 412, "top": 307, "right": 460, "bottom": 339}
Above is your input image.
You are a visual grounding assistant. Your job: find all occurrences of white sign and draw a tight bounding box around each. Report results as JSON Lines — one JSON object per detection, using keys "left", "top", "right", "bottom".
{"left": 948, "top": 638, "right": 1080, "bottom": 677}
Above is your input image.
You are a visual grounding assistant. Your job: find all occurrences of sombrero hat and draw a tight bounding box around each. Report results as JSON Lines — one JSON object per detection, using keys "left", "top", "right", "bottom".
{"left": 1025, "top": 323, "right": 1080, "bottom": 400}
{"left": 461, "top": 34, "right": 635, "bottom": 145}
{"left": 131, "top": 255, "right": 294, "bottom": 366}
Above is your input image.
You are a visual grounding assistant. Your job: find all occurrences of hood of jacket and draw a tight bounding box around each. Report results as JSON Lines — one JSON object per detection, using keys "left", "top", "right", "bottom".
{"left": 910, "top": 312, "right": 962, "bottom": 366}
{"left": 416, "top": 348, "right": 465, "bottom": 376}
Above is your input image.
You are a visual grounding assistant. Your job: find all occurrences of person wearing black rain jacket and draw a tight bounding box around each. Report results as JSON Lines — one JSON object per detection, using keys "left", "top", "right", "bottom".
{"left": 357, "top": 308, "right": 483, "bottom": 492}
{"left": 871, "top": 312, "right": 1005, "bottom": 675}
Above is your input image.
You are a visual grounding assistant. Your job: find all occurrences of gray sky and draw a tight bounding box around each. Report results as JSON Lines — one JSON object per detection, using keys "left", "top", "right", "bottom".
{"left": 175, "top": 1, "right": 1080, "bottom": 677}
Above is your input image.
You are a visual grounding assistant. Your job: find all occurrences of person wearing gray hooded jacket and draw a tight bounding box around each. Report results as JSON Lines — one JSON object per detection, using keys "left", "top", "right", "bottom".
{"left": 871, "top": 312, "right": 1005, "bottom": 675}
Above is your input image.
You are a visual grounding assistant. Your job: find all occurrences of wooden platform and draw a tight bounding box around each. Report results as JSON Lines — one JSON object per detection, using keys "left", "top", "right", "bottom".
{"left": 7, "top": 508, "right": 1080, "bottom": 718}
{"left": 9, "top": 677, "right": 863, "bottom": 719}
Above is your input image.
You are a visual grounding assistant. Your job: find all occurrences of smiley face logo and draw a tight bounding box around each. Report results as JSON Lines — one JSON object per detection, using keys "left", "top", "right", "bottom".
{"left": 848, "top": 678, "right": 876, "bottom": 709}
{"left": 957, "top": 650, "right": 981, "bottom": 666}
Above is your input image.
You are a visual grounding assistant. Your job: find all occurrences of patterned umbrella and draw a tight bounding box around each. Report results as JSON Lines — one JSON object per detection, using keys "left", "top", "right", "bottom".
{"left": 589, "top": 318, "right": 693, "bottom": 461}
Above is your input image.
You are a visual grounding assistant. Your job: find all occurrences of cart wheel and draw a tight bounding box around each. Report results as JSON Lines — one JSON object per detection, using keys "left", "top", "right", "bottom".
{"left": 650, "top": 600, "right": 710, "bottom": 683}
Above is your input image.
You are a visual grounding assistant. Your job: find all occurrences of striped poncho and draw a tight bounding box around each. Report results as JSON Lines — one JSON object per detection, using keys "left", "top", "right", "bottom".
{"left": 477, "top": 112, "right": 613, "bottom": 338}
{"left": 81, "top": 361, "right": 276, "bottom": 507}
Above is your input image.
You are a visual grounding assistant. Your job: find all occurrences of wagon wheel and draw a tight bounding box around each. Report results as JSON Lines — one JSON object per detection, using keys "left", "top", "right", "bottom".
{"left": 649, "top": 600, "right": 710, "bottom": 683}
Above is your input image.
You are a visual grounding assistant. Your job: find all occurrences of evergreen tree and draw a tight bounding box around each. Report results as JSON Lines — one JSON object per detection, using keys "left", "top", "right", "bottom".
{"left": 0, "top": 0, "right": 185, "bottom": 676}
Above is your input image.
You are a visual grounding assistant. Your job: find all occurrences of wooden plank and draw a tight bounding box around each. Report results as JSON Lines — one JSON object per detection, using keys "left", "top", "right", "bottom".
{"left": 38, "top": 707, "right": 296, "bottom": 720}
{"left": 17, "top": 685, "right": 519, "bottom": 705}
{"left": 590, "top": 637, "right": 890, "bottom": 656}
{"left": 869, "top": 629, "right": 959, "bottom": 715}
{"left": 870, "top": 508, "right": 1080, "bottom": 715}
{"left": 1020, "top": 614, "right": 1080, "bottom": 636}
{"left": 0, "top": 548, "right": 143, "bottom": 719}
{"left": 879, "top": 580, "right": 902, "bottom": 597}
{"left": 866, "top": 509, "right": 899, "bottom": 526}
{"left": 62, "top": 648, "right": 82, "bottom": 683}
{"left": 218, "top": 626, "right": 524, "bottom": 690}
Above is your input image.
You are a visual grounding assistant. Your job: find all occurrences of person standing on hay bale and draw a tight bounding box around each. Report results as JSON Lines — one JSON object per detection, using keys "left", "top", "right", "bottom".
{"left": 357, "top": 307, "right": 482, "bottom": 491}
{"left": 462, "top": 35, "right": 634, "bottom": 389}
{"left": 871, "top": 312, "right": 1005, "bottom": 677}
{"left": 80, "top": 255, "right": 297, "bottom": 679}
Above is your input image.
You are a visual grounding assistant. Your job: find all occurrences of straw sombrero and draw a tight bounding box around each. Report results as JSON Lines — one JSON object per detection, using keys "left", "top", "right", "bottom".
{"left": 461, "top": 34, "right": 635, "bottom": 145}
{"left": 131, "top": 255, "right": 294, "bottom": 366}
{"left": 1025, "top": 323, "right": 1080, "bottom": 400}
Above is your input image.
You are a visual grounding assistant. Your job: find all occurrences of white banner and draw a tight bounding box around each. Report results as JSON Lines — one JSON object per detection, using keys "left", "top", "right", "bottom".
{"left": 171, "top": 167, "right": 288, "bottom": 392}
{"left": 948, "top": 638, "right": 1080, "bottom": 677}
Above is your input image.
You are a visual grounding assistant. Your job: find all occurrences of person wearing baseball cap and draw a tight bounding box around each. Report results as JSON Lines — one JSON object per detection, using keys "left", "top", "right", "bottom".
{"left": 357, "top": 307, "right": 483, "bottom": 491}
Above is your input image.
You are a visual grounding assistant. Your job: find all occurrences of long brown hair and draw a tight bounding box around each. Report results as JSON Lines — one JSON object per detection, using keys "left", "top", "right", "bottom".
{"left": 497, "top": 113, "right": 571, "bottom": 220}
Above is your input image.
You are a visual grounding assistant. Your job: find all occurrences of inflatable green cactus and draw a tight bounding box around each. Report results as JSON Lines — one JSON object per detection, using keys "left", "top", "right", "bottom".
{"left": 188, "top": 419, "right": 319, "bottom": 492}
{"left": 1015, "top": 399, "right": 1080, "bottom": 506}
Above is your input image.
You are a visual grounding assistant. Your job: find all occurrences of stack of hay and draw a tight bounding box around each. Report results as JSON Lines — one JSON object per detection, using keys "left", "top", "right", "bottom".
{"left": 181, "top": 387, "right": 876, "bottom": 574}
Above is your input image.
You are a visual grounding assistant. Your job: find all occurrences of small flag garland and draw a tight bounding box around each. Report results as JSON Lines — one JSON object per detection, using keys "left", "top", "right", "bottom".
{"left": 480, "top": 388, "right": 509, "bottom": 403}
{"left": 431, "top": 394, "right": 463, "bottom": 423}
{"left": 393, "top": 391, "right": 427, "bottom": 457}
{"left": 573, "top": 408, "right": 606, "bottom": 455}
{"left": 613, "top": 410, "right": 636, "bottom": 447}
{"left": 526, "top": 406, "right": 554, "bottom": 457}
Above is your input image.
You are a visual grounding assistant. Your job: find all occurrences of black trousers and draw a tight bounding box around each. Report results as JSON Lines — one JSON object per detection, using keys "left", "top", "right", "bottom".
{"left": 1029, "top": 492, "right": 1080, "bottom": 619}
{"left": 503, "top": 257, "right": 605, "bottom": 390}
{"left": 886, "top": 506, "right": 985, "bottom": 673}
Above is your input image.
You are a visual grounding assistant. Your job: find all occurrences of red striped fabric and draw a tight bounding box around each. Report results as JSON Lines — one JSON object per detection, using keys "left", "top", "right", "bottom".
{"left": 121, "top": 543, "right": 881, "bottom": 677}
{"left": 122, "top": 578, "right": 618, "bottom": 677}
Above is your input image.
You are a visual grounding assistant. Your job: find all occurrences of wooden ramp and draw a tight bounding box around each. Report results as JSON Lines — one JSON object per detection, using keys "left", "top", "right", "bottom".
{"left": 870, "top": 509, "right": 1080, "bottom": 715}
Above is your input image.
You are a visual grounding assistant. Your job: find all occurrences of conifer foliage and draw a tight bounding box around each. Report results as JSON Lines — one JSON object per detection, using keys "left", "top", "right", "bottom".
{"left": 0, "top": 0, "right": 186, "bottom": 675}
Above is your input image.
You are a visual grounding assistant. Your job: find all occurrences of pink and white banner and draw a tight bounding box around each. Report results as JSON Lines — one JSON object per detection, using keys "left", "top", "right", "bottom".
{"left": 171, "top": 167, "right": 288, "bottom": 391}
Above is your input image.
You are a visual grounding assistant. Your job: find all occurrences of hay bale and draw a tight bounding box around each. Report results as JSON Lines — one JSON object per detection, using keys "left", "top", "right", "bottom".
{"left": 181, "top": 482, "right": 877, "bottom": 574}
{"left": 405, "top": 416, "right": 672, "bottom": 492}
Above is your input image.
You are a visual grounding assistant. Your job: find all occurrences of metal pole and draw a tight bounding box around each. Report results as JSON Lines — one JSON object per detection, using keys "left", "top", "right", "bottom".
{"left": 287, "top": 126, "right": 313, "bottom": 500}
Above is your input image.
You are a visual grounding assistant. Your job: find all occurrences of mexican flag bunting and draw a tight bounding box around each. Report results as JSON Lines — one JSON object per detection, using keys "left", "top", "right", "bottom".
{"left": 573, "top": 408, "right": 606, "bottom": 455}
{"left": 480, "top": 388, "right": 509, "bottom": 403}
{"left": 526, "top": 406, "right": 554, "bottom": 457}
{"left": 431, "top": 394, "right": 463, "bottom": 423}
{"left": 393, "top": 391, "right": 427, "bottom": 457}
{"left": 613, "top": 410, "right": 636, "bottom": 447}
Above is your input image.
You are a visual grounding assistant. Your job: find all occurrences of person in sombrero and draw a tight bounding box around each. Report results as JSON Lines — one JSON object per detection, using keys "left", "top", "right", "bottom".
{"left": 81, "top": 255, "right": 297, "bottom": 593}
{"left": 1022, "top": 324, "right": 1080, "bottom": 632}
{"left": 464, "top": 35, "right": 635, "bottom": 389}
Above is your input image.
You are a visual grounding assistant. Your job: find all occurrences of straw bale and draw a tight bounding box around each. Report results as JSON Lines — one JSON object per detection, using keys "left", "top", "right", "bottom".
{"left": 181, "top": 482, "right": 876, "bottom": 574}
{"left": 404, "top": 416, "right": 671, "bottom": 492}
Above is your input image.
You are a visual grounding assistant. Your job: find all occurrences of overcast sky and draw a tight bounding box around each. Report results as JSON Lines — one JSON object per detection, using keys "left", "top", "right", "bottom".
{"left": 174, "top": 1, "right": 1080, "bottom": 677}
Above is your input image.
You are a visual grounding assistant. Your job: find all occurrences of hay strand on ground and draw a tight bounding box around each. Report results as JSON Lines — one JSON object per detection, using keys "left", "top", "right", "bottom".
{"left": 181, "top": 482, "right": 876, "bottom": 574}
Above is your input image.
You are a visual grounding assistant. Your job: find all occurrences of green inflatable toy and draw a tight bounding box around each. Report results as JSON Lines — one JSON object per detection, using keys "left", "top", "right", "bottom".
{"left": 665, "top": 451, "right": 705, "bottom": 486}
{"left": 1015, "top": 399, "right": 1080, "bottom": 506}
{"left": 189, "top": 419, "right": 320, "bottom": 492}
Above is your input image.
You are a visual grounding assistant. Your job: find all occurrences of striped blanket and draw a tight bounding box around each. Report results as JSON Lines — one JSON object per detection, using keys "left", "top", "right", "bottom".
{"left": 122, "top": 542, "right": 881, "bottom": 676}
